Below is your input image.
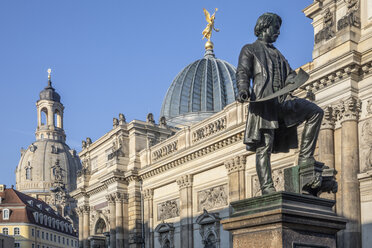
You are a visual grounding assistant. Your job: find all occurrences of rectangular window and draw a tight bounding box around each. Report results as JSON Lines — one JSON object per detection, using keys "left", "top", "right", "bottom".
{"left": 54, "top": 234, "right": 56, "bottom": 242}
{"left": 58, "top": 236, "right": 60, "bottom": 243}
{"left": 32, "top": 244, "right": 35, "bottom": 248}
{"left": 37, "top": 230, "right": 40, "bottom": 237}
{"left": 63, "top": 237, "right": 65, "bottom": 244}
{"left": 46, "top": 232, "right": 48, "bottom": 240}
{"left": 14, "top": 243, "right": 20, "bottom": 247}
{"left": 2, "top": 228, "right": 8, "bottom": 235}
{"left": 67, "top": 238, "right": 69, "bottom": 245}
{"left": 14, "top": 227, "right": 20, "bottom": 235}
{"left": 3, "top": 209, "right": 10, "bottom": 220}
{"left": 32, "top": 228, "right": 35, "bottom": 236}
{"left": 42, "top": 231, "right": 44, "bottom": 239}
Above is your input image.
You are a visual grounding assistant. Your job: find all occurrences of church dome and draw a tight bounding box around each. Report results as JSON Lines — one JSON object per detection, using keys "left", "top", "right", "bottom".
{"left": 16, "top": 140, "right": 81, "bottom": 194}
{"left": 160, "top": 45, "right": 237, "bottom": 126}
{"left": 39, "top": 81, "right": 61, "bottom": 102}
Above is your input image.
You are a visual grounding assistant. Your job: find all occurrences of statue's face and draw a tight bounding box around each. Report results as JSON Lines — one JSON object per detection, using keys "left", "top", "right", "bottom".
{"left": 261, "top": 19, "right": 281, "bottom": 43}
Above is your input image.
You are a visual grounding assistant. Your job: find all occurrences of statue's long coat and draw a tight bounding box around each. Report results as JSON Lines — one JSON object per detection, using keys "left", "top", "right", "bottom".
{"left": 236, "top": 40, "right": 299, "bottom": 153}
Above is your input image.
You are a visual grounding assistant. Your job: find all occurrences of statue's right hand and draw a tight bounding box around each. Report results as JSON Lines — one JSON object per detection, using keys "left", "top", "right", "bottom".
{"left": 237, "top": 90, "right": 249, "bottom": 103}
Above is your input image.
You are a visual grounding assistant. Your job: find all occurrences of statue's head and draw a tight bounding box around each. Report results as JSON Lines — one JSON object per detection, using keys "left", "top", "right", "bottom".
{"left": 254, "top": 13, "right": 282, "bottom": 43}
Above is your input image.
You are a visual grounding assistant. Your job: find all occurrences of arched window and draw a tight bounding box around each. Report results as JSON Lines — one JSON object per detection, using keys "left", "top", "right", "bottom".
{"left": 3, "top": 209, "right": 9, "bottom": 220}
{"left": 2, "top": 228, "right": 8, "bottom": 235}
{"left": 26, "top": 165, "right": 32, "bottom": 180}
{"left": 14, "top": 227, "right": 20, "bottom": 235}
{"left": 40, "top": 108, "right": 48, "bottom": 126}
{"left": 54, "top": 109, "right": 62, "bottom": 128}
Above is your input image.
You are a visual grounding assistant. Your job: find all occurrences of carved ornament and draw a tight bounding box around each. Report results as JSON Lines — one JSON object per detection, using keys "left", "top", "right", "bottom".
{"left": 198, "top": 185, "right": 228, "bottom": 211}
{"left": 177, "top": 174, "right": 193, "bottom": 189}
{"left": 157, "top": 200, "right": 180, "bottom": 221}
{"left": 361, "top": 120, "right": 372, "bottom": 170}
{"left": 321, "top": 106, "right": 335, "bottom": 130}
{"left": 155, "top": 222, "right": 174, "bottom": 248}
{"left": 152, "top": 140, "right": 178, "bottom": 162}
{"left": 334, "top": 97, "right": 361, "bottom": 122}
{"left": 143, "top": 188, "right": 154, "bottom": 200}
{"left": 225, "top": 155, "right": 246, "bottom": 174}
{"left": 196, "top": 209, "right": 221, "bottom": 248}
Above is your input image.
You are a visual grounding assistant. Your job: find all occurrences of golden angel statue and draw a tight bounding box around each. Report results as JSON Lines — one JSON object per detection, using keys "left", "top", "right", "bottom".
{"left": 202, "top": 8, "right": 220, "bottom": 41}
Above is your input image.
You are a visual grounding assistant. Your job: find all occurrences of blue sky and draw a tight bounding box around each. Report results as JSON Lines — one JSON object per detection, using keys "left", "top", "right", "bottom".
{"left": 0, "top": 0, "right": 313, "bottom": 187}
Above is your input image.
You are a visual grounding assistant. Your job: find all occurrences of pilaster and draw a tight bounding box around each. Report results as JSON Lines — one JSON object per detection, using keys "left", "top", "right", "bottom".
{"left": 115, "top": 192, "right": 125, "bottom": 248}
{"left": 177, "top": 174, "right": 193, "bottom": 248}
{"left": 105, "top": 193, "right": 116, "bottom": 248}
{"left": 83, "top": 205, "right": 90, "bottom": 248}
{"left": 225, "top": 155, "right": 247, "bottom": 202}
{"left": 143, "top": 188, "right": 154, "bottom": 248}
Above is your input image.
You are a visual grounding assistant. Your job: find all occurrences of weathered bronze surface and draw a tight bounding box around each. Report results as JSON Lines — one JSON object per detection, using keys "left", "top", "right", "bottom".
{"left": 237, "top": 13, "right": 326, "bottom": 195}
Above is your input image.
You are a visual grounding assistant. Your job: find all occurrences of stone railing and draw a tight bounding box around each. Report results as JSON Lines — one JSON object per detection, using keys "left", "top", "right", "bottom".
{"left": 192, "top": 116, "right": 227, "bottom": 144}
{"left": 151, "top": 140, "right": 178, "bottom": 162}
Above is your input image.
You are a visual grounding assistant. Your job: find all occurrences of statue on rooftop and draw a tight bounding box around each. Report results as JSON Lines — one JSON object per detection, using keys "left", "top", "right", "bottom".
{"left": 202, "top": 8, "right": 220, "bottom": 41}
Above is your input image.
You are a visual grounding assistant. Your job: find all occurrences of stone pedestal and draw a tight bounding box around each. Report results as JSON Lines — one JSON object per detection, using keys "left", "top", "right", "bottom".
{"left": 221, "top": 192, "right": 346, "bottom": 248}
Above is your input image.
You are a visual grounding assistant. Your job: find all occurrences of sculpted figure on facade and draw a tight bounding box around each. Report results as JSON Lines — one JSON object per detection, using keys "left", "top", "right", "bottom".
{"left": 236, "top": 13, "right": 324, "bottom": 195}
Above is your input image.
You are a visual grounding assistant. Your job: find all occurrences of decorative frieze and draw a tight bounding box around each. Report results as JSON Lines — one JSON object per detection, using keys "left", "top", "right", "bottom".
{"left": 141, "top": 131, "right": 244, "bottom": 180}
{"left": 334, "top": 97, "right": 361, "bottom": 122}
{"left": 152, "top": 140, "right": 178, "bottom": 162}
{"left": 198, "top": 185, "right": 228, "bottom": 211}
{"left": 192, "top": 116, "right": 227, "bottom": 143}
{"left": 177, "top": 174, "right": 193, "bottom": 189}
{"left": 105, "top": 193, "right": 115, "bottom": 203}
{"left": 157, "top": 199, "right": 180, "bottom": 221}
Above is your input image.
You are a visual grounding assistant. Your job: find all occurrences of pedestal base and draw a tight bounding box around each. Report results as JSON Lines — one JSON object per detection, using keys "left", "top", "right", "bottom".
{"left": 221, "top": 192, "right": 346, "bottom": 248}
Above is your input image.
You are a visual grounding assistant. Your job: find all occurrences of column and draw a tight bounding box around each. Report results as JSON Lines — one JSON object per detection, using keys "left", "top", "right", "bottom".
{"left": 115, "top": 192, "right": 124, "bottom": 248}
{"left": 338, "top": 97, "right": 361, "bottom": 248}
{"left": 77, "top": 207, "right": 84, "bottom": 248}
{"left": 106, "top": 194, "right": 116, "bottom": 248}
{"left": 225, "top": 155, "right": 246, "bottom": 202}
{"left": 83, "top": 205, "right": 90, "bottom": 248}
{"left": 177, "top": 174, "right": 193, "bottom": 248}
{"left": 318, "top": 106, "right": 336, "bottom": 201}
{"left": 143, "top": 188, "right": 154, "bottom": 248}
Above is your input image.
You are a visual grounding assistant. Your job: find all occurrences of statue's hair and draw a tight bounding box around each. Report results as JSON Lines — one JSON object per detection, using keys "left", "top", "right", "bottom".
{"left": 254, "top": 13, "right": 282, "bottom": 37}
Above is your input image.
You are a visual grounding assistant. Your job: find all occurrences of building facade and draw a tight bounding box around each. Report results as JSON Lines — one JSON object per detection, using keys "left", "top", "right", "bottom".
{"left": 15, "top": 72, "right": 82, "bottom": 227}
{"left": 0, "top": 184, "right": 78, "bottom": 248}
{"left": 72, "top": 1, "right": 372, "bottom": 248}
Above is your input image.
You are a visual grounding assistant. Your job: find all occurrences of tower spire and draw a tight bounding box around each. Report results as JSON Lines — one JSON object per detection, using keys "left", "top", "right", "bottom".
{"left": 47, "top": 68, "right": 52, "bottom": 87}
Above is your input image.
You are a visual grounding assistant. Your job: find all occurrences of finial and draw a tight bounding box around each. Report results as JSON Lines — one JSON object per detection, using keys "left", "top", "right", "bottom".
{"left": 202, "top": 8, "right": 220, "bottom": 50}
{"left": 47, "top": 68, "right": 52, "bottom": 86}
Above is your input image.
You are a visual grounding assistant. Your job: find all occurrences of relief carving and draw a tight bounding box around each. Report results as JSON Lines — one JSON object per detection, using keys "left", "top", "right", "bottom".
{"left": 334, "top": 97, "right": 361, "bottom": 122}
{"left": 338, "top": 0, "right": 360, "bottom": 30}
{"left": 157, "top": 199, "right": 180, "bottom": 221}
{"left": 198, "top": 185, "right": 228, "bottom": 211}
{"left": 253, "top": 169, "right": 285, "bottom": 197}
{"left": 315, "top": 8, "right": 335, "bottom": 43}
{"left": 361, "top": 119, "right": 372, "bottom": 170}
{"left": 321, "top": 106, "right": 335, "bottom": 130}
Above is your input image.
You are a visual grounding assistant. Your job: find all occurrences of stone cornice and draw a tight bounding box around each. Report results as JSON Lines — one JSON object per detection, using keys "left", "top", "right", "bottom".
{"left": 99, "top": 170, "right": 127, "bottom": 186}
{"left": 139, "top": 131, "right": 244, "bottom": 180}
{"left": 177, "top": 174, "right": 193, "bottom": 189}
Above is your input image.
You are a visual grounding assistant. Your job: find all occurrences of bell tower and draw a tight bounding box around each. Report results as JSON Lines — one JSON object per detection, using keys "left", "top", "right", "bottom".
{"left": 35, "top": 69, "right": 66, "bottom": 142}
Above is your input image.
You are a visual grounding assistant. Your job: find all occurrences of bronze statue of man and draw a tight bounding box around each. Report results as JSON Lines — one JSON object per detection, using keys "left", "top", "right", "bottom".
{"left": 237, "top": 13, "right": 324, "bottom": 195}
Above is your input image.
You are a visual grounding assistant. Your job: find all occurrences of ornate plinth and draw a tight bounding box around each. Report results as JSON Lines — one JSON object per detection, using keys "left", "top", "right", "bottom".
{"left": 221, "top": 192, "right": 346, "bottom": 248}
